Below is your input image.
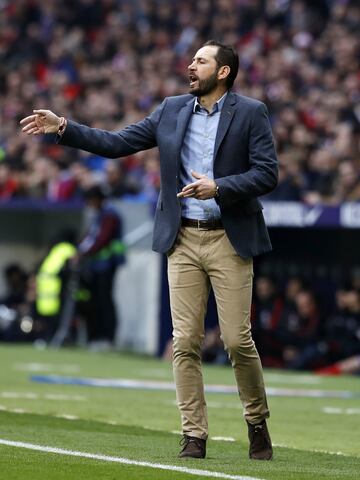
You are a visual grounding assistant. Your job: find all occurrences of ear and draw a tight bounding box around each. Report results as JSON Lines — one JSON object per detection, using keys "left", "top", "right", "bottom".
{"left": 217, "top": 65, "right": 230, "bottom": 81}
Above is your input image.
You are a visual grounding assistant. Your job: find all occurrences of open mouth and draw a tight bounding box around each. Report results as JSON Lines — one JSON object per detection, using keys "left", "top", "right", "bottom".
{"left": 189, "top": 74, "right": 198, "bottom": 87}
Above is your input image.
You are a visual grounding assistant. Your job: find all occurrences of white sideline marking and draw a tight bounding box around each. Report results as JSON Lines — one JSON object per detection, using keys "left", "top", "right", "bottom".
{"left": 0, "top": 439, "right": 263, "bottom": 480}
{"left": 207, "top": 401, "right": 241, "bottom": 410}
{"left": 0, "top": 391, "right": 86, "bottom": 402}
{"left": 211, "top": 437, "right": 235, "bottom": 442}
{"left": 1, "top": 392, "right": 38, "bottom": 399}
{"left": 44, "top": 394, "right": 86, "bottom": 401}
{"left": 0, "top": 405, "right": 79, "bottom": 420}
{"left": 0, "top": 392, "right": 36, "bottom": 399}
{"left": 14, "top": 363, "right": 80, "bottom": 373}
{"left": 322, "top": 407, "right": 360, "bottom": 415}
{"left": 272, "top": 443, "right": 350, "bottom": 457}
{"left": 56, "top": 414, "right": 79, "bottom": 420}
{"left": 264, "top": 373, "right": 321, "bottom": 385}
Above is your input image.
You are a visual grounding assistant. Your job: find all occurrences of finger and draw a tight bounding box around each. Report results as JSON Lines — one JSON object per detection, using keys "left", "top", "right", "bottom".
{"left": 33, "top": 109, "right": 48, "bottom": 115}
{"left": 22, "top": 121, "right": 37, "bottom": 132}
{"left": 177, "top": 190, "right": 192, "bottom": 198}
{"left": 25, "top": 127, "right": 41, "bottom": 135}
{"left": 180, "top": 192, "right": 196, "bottom": 198}
{"left": 20, "top": 115, "right": 36, "bottom": 125}
{"left": 181, "top": 181, "right": 200, "bottom": 192}
{"left": 179, "top": 188, "right": 196, "bottom": 197}
{"left": 177, "top": 189, "right": 195, "bottom": 198}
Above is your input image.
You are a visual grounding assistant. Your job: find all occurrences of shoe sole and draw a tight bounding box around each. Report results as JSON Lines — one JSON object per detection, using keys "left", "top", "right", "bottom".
{"left": 249, "top": 453, "right": 273, "bottom": 460}
{"left": 179, "top": 454, "right": 206, "bottom": 459}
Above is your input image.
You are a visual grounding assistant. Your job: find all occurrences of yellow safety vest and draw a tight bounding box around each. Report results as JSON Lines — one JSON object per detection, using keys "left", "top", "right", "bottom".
{"left": 36, "top": 242, "right": 77, "bottom": 316}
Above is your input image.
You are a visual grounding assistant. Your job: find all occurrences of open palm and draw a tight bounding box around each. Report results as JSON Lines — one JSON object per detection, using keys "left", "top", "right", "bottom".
{"left": 20, "top": 109, "right": 60, "bottom": 135}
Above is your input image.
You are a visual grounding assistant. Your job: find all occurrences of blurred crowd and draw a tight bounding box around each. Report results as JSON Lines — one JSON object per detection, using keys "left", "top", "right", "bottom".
{"left": 0, "top": 0, "right": 359, "bottom": 205}
{"left": 201, "top": 274, "right": 360, "bottom": 373}
{"left": 2, "top": 258, "right": 359, "bottom": 371}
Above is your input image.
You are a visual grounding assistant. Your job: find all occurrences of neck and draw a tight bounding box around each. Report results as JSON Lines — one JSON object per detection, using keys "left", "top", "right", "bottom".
{"left": 198, "top": 87, "right": 228, "bottom": 113}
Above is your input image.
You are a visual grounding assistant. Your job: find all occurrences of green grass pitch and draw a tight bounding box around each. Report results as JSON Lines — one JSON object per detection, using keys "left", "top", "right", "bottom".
{"left": 0, "top": 344, "right": 359, "bottom": 479}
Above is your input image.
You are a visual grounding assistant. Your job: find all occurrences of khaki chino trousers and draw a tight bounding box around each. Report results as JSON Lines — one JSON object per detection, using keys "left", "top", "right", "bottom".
{"left": 167, "top": 226, "right": 269, "bottom": 440}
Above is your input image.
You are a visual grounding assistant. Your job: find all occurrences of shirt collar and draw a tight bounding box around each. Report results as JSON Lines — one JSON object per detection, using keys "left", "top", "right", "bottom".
{"left": 193, "top": 91, "right": 228, "bottom": 114}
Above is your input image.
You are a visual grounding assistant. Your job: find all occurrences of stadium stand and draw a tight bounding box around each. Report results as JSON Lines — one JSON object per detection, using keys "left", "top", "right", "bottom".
{"left": 0, "top": 0, "right": 358, "bottom": 203}
{"left": 0, "top": 0, "right": 359, "bottom": 368}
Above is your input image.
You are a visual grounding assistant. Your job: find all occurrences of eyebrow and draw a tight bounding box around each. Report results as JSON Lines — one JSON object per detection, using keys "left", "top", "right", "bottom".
{"left": 192, "top": 56, "right": 208, "bottom": 62}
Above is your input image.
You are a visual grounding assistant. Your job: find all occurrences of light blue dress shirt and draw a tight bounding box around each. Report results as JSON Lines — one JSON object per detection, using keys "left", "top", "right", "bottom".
{"left": 179, "top": 92, "right": 228, "bottom": 220}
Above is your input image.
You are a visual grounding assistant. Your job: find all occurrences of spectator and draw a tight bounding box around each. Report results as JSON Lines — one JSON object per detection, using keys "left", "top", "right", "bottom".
{"left": 0, "top": 263, "right": 28, "bottom": 308}
{"left": 35, "top": 230, "right": 78, "bottom": 340}
{"left": 201, "top": 326, "right": 227, "bottom": 365}
{"left": 69, "top": 161, "right": 97, "bottom": 198}
{"left": 283, "top": 277, "right": 305, "bottom": 310}
{"left": 277, "top": 289, "right": 321, "bottom": 369}
{"left": 251, "top": 276, "right": 284, "bottom": 367}
{"left": 335, "top": 161, "right": 360, "bottom": 202}
{"left": 264, "top": 153, "right": 303, "bottom": 201}
{"left": 77, "top": 185, "right": 125, "bottom": 349}
{"left": 322, "top": 288, "right": 360, "bottom": 364}
{"left": 303, "top": 149, "right": 338, "bottom": 205}
{"left": 0, "top": 163, "right": 18, "bottom": 199}
{"left": 102, "top": 159, "right": 140, "bottom": 198}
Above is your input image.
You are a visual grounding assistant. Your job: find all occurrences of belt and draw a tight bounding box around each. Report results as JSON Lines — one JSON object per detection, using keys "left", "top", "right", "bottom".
{"left": 181, "top": 217, "right": 224, "bottom": 230}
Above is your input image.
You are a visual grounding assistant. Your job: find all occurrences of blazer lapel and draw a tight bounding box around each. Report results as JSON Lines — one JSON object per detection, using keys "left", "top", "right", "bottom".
{"left": 213, "top": 92, "right": 236, "bottom": 161}
{"left": 174, "top": 98, "right": 194, "bottom": 168}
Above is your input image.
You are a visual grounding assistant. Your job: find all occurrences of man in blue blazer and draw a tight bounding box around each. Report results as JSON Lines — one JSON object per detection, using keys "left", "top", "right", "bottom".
{"left": 21, "top": 40, "right": 278, "bottom": 461}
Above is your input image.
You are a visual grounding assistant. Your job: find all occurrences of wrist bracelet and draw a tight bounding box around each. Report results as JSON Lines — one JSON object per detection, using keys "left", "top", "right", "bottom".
{"left": 58, "top": 117, "right": 67, "bottom": 136}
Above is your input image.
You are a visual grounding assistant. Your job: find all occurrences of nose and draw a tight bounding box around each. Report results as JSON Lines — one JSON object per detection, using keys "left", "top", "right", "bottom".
{"left": 188, "top": 61, "right": 195, "bottom": 71}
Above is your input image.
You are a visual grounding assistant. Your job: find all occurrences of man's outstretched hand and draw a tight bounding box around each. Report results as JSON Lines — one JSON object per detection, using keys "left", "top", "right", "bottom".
{"left": 20, "top": 109, "right": 61, "bottom": 135}
{"left": 177, "top": 171, "right": 217, "bottom": 200}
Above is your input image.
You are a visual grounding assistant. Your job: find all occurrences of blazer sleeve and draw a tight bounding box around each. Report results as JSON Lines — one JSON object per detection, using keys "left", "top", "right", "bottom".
{"left": 216, "top": 102, "right": 278, "bottom": 206}
{"left": 56, "top": 100, "right": 167, "bottom": 158}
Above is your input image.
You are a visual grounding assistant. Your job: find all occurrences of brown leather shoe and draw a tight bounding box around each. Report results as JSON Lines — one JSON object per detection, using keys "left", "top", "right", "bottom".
{"left": 247, "top": 420, "right": 273, "bottom": 460}
{"left": 178, "top": 435, "right": 206, "bottom": 459}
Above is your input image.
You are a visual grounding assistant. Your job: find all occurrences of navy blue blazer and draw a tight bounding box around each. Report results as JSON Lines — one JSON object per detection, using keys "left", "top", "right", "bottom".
{"left": 59, "top": 92, "right": 278, "bottom": 258}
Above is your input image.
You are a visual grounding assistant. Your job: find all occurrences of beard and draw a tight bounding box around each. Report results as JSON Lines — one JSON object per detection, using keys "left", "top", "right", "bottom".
{"left": 189, "top": 70, "right": 219, "bottom": 96}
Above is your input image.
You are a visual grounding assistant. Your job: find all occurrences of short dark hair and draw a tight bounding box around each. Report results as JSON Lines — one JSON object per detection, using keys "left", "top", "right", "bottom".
{"left": 203, "top": 40, "right": 239, "bottom": 89}
{"left": 84, "top": 185, "right": 106, "bottom": 201}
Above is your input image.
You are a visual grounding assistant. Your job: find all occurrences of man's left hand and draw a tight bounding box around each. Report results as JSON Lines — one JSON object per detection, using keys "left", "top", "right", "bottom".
{"left": 177, "top": 171, "right": 217, "bottom": 200}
